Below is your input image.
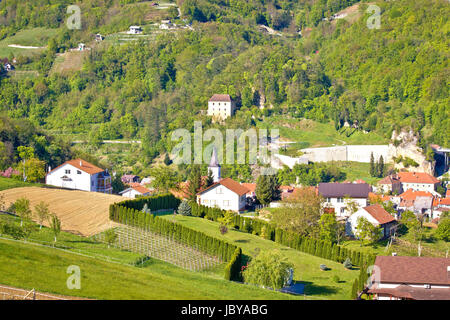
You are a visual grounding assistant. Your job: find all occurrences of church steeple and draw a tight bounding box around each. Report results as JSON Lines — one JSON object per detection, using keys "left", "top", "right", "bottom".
{"left": 208, "top": 148, "right": 221, "bottom": 182}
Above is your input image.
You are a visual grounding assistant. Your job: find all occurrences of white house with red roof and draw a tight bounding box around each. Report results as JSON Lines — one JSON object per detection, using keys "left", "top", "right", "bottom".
{"left": 196, "top": 178, "right": 249, "bottom": 212}
{"left": 346, "top": 204, "right": 397, "bottom": 239}
{"left": 45, "top": 159, "right": 112, "bottom": 194}
{"left": 207, "top": 94, "right": 236, "bottom": 121}
{"left": 378, "top": 172, "right": 440, "bottom": 194}
{"left": 119, "top": 185, "right": 152, "bottom": 199}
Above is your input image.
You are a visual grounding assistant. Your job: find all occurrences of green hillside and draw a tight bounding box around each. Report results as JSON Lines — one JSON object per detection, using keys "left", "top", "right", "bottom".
{"left": 0, "top": 239, "right": 295, "bottom": 299}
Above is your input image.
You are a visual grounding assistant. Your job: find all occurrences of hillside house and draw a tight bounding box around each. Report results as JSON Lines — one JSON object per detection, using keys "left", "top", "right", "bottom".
{"left": 368, "top": 256, "right": 450, "bottom": 300}
{"left": 128, "top": 26, "right": 142, "bottom": 34}
{"left": 45, "top": 159, "right": 112, "bottom": 194}
{"left": 121, "top": 174, "right": 140, "bottom": 185}
{"left": 318, "top": 182, "right": 371, "bottom": 218}
{"left": 119, "top": 185, "right": 151, "bottom": 198}
{"left": 207, "top": 94, "right": 236, "bottom": 121}
{"left": 346, "top": 205, "right": 397, "bottom": 239}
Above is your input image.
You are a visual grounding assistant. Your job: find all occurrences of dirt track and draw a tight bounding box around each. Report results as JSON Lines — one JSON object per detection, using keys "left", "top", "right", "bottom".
{"left": 0, "top": 187, "right": 122, "bottom": 236}
{"left": 0, "top": 284, "right": 90, "bottom": 300}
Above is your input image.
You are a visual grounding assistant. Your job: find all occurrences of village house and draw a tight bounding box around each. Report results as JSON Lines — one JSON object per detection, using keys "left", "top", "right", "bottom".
{"left": 378, "top": 172, "right": 441, "bottom": 194}
{"left": 121, "top": 174, "right": 140, "bottom": 185}
{"left": 128, "top": 26, "right": 143, "bottom": 34}
{"left": 368, "top": 256, "right": 450, "bottom": 300}
{"left": 159, "top": 19, "right": 173, "bottom": 29}
{"left": 119, "top": 185, "right": 152, "bottom": 199}
{"left": 318, "top": 182, "right": 372, "bottom": 218}
{"left": 95, "top": 33, "right": 104, "bottom": 41}
{"left": 196, "top": 151, "right": 249, "bottom": 212}
{"left": 346, "top": 204, "right": 397, "bottom": 239}
{"left": 45, "top": 159, "right": 112, "bottom": 194}
{"left": 207, "top": 94, "right": 236, "bottom": 121}
{"left": 196, "top": 178, "right": 249, "bottom": 212}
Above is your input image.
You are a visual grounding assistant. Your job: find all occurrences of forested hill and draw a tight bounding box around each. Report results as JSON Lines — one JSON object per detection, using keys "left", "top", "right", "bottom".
{"left": 0, "top": 0, "right": 448, "bottom": 169}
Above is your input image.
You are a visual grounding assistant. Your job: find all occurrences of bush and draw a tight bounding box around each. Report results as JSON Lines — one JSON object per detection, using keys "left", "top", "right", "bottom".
{"left": 177, "top": 200, "right": 191, "bottom": 216}
{"left": 343, "top": 258, "right": 352, "bottom": 269}
{"left": 243, "top": 250, "right": 293, "bottom": 290}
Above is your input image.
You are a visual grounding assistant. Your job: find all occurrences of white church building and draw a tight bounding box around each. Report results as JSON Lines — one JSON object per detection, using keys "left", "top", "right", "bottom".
{"left": 196, "top": 149, "right": 248, "bottom": 212}
{"left": 45, "top": 159, "right": 112, "bottom": 194}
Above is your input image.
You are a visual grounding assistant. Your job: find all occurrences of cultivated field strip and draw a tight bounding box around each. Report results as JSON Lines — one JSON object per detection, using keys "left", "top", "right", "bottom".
{"left": 0, "top": 187, "right": 122, "bottom": 236}
{"left": 0, "top": 284, "right": 88, "bottom": 300}
{"left": 97, "top": 225, "right": 222, "bottom": 271}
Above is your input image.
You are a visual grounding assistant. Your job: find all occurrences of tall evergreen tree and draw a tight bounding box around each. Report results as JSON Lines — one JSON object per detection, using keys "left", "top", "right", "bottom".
{"left": 377, "top": 156, "right": 385, "bottom": 178}
{"left": 188, "top": 165, "right": 202, "bottom": 200}
{"left": 370, "top": 152, "right": 375, "bottom": 177}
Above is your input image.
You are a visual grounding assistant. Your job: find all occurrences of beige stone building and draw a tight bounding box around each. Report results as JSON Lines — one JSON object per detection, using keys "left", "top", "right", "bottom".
{"left": 207, "top": 94, "right": 236, "bottom": 121}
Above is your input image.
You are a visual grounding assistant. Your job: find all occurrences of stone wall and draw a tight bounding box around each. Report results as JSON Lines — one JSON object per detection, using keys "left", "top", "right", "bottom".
{"left": 300, "top": 145, "right": 390, "bottom": 163}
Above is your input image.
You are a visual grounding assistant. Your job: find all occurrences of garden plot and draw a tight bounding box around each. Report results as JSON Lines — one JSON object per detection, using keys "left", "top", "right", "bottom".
{"left": 96, "top": 225, "right": 222, "bottom": 271}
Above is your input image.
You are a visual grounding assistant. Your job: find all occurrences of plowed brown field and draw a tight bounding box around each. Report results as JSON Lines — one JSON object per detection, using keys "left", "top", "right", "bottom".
{"left": 0, "top": 187, "right": 122, "bottom": 236}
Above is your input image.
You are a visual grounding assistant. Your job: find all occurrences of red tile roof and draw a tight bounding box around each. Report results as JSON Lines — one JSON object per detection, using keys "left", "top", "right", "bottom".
{"left": 131, "top": 185, "right": 151, "bottom": 194}
{"left": 374, "top": 256, "right": 450, "bottom": 286}
{"left": 197, "top": 178, "right": 249, "bottom": 196}
{"left": 209, "top": 94, "right": 232, "bottom": 102}
{"left": 364, "top": 205, "right": 396, "bottom": 224}
{"left": 397, "top": 172, "right": 440, "bottom": 184}
{"left": 400, "top": 189, "right": 433, "bottom": 201}
{"left": 241, "top": 183, "right": 256, "bottom": 193}
{"left": 369, "top": 285, "right": 450, "bottom": 300}
{"left": 48, "top": 158, "right": 105, "bottom": 176}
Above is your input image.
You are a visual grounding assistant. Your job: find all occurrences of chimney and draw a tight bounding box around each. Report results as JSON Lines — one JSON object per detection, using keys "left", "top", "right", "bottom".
{"left": 447, "top": 266, "right": 450, "bottom": 279}
{"left": 48, "top": 166, "right": 51, "bottom": 173}
{"left": 392, "top": 252, "right": 397, "bottom": 256}
{"left": 80, "top": 160, "right": 82, "bottom": 167}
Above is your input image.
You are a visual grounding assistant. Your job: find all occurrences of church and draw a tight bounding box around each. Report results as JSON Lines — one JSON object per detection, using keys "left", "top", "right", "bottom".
{"left": 196, "top": 149, "right": 249, "bottom": 212}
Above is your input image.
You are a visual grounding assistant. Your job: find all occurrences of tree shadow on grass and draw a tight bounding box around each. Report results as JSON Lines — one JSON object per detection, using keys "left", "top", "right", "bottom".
{"left": 301, "top": 281, "right": 339, "bottom": 296}
{"left": 235, "top": 239, "right": 250, "bottom": 243}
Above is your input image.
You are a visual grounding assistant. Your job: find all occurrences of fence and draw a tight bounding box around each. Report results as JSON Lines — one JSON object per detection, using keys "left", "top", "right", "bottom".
{"left": 0, "top": 285, "right": 69, "bottom": 300}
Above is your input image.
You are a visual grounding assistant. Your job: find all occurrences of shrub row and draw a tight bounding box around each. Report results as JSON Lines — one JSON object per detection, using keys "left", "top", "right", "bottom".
{"left": 224, "top": 248, "right": 243, "bottom": 282}
{"left": 116, "top": 193, "right": 180, "bottom": 212}
{"left": 190, "top": 202, "right": 377, "bottom": 268}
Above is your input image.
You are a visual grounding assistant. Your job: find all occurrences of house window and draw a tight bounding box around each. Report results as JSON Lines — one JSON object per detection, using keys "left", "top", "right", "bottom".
{"left": 65, "top": 169, "right": 71, "bottom": 174}
{"left": 337, "top": 197, "right": 343, "bottom": 203}
{"left": 326, "top": 198, "right": 331, "bottom": 202}
{"left": 223, "top": 200, "right": 230, "bottom": 206}
{"left": 340, "top": 208, "right": 345, "bottom": 214}
{"left": 216, "top": 187, "right": 223, "bottom": 194}
{"left": 203, "top": 199, "right": 209, "bottom": 205}
{"left": 77, "top": 170, "right": 82, "bottom": 175}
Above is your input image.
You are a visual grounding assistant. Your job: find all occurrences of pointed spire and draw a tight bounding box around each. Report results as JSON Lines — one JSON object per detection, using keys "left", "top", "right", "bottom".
{"left": 209, "top": 147, "right": 220, "bottom": 168}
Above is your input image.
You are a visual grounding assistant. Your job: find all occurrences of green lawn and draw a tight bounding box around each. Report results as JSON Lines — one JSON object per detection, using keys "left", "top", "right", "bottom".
{"left": 0, "top": 238, "right": 297, "bottom": 300}
{"left": 257, "top": 116, "right": 388, "bottom": 148}
{"left": 332, "top": 161, "right": 384, "bottom": 185}
{"left": 0, "top": 27, "right": 58, "bottom": 57}
{"left": 161, "top": 215, "right": 360, "bottom": 300}
{"left": 0, "top": 176, "right": 41, "bottom": 191}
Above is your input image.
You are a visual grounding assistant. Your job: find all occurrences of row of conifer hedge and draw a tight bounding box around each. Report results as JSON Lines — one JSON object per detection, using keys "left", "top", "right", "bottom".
{"left": 189, "top": 202, "right": 377, "bottom": 268}
{"left": 224, "top": 248, "right": 243, "bottom": 282}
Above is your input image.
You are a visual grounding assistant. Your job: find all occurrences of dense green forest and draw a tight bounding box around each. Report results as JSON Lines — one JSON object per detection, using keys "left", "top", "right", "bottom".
{"left": 0, "top": 0, "right": 448, "bottom": 177}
